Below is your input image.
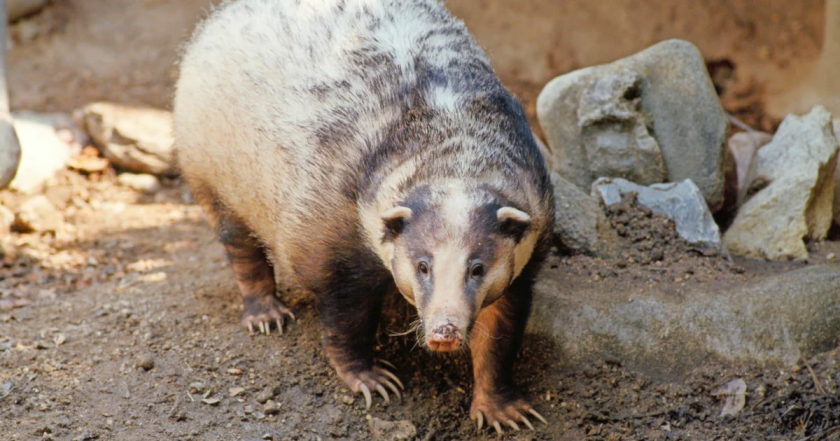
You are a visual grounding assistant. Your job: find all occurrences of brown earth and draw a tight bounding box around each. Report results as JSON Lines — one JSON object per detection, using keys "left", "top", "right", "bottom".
{"left": 2, "top": 1, "right": 839, "bottom": 440}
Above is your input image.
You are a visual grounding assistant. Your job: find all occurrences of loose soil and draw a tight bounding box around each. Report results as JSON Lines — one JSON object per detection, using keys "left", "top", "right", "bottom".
{"left": 2, "top": 1, "right": 839, "bottom": 440}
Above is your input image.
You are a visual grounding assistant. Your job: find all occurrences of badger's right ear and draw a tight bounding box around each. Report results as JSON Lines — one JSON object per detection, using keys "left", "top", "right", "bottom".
{"left": 380, "top": 206, "right": 412, "bottom": 238}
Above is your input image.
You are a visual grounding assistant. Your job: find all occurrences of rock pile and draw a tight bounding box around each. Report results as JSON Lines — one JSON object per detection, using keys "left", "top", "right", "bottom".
{"left": 534, "top": 38, "right": 840, "bottom": 373}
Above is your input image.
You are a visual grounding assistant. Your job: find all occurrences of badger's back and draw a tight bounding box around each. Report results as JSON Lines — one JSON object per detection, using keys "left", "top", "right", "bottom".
{"left": 174, "top": 0, "right": 553, "bottom": 288}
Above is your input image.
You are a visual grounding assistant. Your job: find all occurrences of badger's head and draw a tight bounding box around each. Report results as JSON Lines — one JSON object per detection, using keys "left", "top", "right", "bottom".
{"left": 378, "top": 181, "right": 537, "bottom": 353}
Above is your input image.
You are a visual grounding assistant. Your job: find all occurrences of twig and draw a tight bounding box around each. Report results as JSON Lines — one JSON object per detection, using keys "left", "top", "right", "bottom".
{"left": 726, "top": 112, "right": 755, "bottom": 132}
{"left": 802, "top": 357, "right": 826, "bottom": 395}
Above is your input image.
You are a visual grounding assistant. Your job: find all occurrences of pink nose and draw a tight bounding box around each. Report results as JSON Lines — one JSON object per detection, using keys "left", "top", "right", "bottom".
{"left": 427, "top": 324, "right": 462, "bottom": 352}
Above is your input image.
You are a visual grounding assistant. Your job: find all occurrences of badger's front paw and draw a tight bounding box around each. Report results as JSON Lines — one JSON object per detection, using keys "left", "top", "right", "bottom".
{"left": 470, "top": 393, "right": 547, "bottom": 434}
{"left": 335, "top": 359, "right": 404, "bottom": 410}
{"left": 242, "top": 295, "right": 295, "bottom": 335}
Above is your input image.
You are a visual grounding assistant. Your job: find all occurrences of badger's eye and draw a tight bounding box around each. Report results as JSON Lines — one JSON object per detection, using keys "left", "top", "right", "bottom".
{"left": 417, "top": 261, "right": 429, "bottom": 275}
{"left": 470, "top": 263, "right": 485, "bottom": 278}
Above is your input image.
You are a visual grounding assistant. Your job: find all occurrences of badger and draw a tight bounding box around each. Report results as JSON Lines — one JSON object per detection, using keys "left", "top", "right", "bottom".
{"left": 174, "top": 0, "right": 554, "bottom": 433}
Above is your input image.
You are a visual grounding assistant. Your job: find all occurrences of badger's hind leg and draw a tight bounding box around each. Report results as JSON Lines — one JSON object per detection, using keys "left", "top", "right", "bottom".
{"left": 216, "top": 209, "right": 295, "bottom": 335}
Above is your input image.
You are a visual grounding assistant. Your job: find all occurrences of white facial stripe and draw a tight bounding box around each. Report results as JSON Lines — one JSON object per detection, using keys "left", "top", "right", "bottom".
{"left": 439, "top": 181, "right": 472, "bottom": 240}
{"left": 424, "top": 241, "right": 471, "bottom": 330}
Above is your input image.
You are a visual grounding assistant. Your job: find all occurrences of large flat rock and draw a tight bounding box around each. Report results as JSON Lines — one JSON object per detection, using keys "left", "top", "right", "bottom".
{"left": 528, "top": 264, "right": 840, "bottom": 378}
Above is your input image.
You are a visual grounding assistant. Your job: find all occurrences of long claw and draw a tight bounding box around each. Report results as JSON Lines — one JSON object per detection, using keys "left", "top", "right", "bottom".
{"left": 506, "top": 420, "right": 520, "bottom": 431}
{"left": 359, "top": 383, "right": 372, "bottom": 410}
{"left": 476, "top": 411, "right": 484, "bottom": 430}
{"left": 529, "top": 408, "right": 548, "bottom": 425}
{"left": 276, "top": 319, "right": 283, "bottom": 335}
{"left": 375, "top": 358, "right": 396, "bottom": 370}
{"left": 383, "top": 380, "right": 402, "bottom": 401}
{"left": 375, "top": 384, "right": 390, "bottom": 404}
{"left": 248, "top": 323, "right": 254, "bottom": 334}
{"left": 493, "top": 421, "right": 503, "bottom": 435}
{"left": 258, "top": 322, "right": 266, "bottom": 334}
{"left": 286, "top": 310, "right": 296, "bottom": 321}
{"left": 265, "top": 321, "right": 271, "bottom": 335}
{"left": 376, "top": 367, "right": 404, "bottom": 390}
{"left": 520, "top": 415, "right": 534, "bottom": 431}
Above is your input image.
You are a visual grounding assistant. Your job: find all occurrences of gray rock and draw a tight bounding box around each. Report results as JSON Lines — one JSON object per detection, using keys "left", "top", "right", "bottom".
{"left": 724, "top": 107, "right": 838, "bottom": 261}
{"left": 551, "top": 173, "right": 618, "bottom": 256}
{"left": 77, "top": 102, "right": 175, "bottom": 175}
{"left": 136, "top": 353, "right": 155, "bottom": 371}
{"left": 591, "top": 177, "right": 722, "bottom": 250}
{"left": 8, "top": 0, "right": 48, "bottom": 23}
{"left": 578, "top": 68, "right": 666, "bottom": 186}
{"left": 13, "top": 195, "right": 62, "bottom": 233}
{"left": 834, "top": 118, "right": 840, "bottom": 226}
{"left": 728, "top": 131, "right": 773, "bottom": 197}
{"left": 8, "top": 112, "right": 75, "bottom": 194}
{"left": 529, "top": 264, "right": 840, "bottom": 378}
{"left": 118, "top": 173, "right": 161, "bottom": 194}
{"left": 368, "top": 417, "right": 417, "bottom": 441}
{"left": 537, "top": 39, "right": 728, "bottom": 211}
{"left": 0, "top": 114, "right": 20, "bottom": 190}
{"left": 532, "top": 131, "right": 554, "bottom": 171}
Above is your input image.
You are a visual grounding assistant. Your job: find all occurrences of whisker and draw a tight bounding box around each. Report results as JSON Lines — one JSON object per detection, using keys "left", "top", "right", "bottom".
{"left": 387, "top": 318, "right": 422, "bottom": 337}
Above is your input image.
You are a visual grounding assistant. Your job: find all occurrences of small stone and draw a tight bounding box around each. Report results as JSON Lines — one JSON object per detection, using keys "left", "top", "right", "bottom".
{"left": 77, "top": 102, "right": 175, "bottom": 175}
{"left": 262, "top": 400, "right": 280, "bottom": 415}
{"left": 188, "top": 382, "right": 205, "bottom": 394}
{"left": 255, "top": 387, "right": 274, "bottom": 404}
{"left": 136, "top": 354, "right": 155, "bottom": 371}
{"left": 227, "top": 368, "right": 243, "bottom": 376}
{"left": 243, "top": 404, "right": 253, "bottom": 414}
{"left": 14, "top": 195, "right": 63, "bottom": 233}
{"left": 368, "top": 417, "right": 417, "bottom": 441}
{"left": 117, "top": 173, "right": 161, "bottom": 193}
{"left": 229, "top": 387, "right": 245, "bottom": 397}
{"left": 341, "top": 395, "right": 355, "bottom": 405}
{"left": 202, "top": 397, "right": 220, "bottom": 406}
{"left": 713, "top": 378, "right": 747, "bottom": 417}
{"left": 53, "top": 334, "right": 66, "bottom": 346}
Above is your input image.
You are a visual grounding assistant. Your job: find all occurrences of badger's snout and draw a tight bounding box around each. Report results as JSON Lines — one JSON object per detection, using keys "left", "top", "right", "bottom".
{"left": 427, "top": 323, "right": 463, "bottom": 352}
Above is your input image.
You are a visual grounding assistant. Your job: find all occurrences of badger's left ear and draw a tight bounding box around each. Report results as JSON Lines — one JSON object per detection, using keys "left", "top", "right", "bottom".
{"left": 497, "top": 207, "right": 531, "bottom": 240}
{"left": 381, "top": 206, "right": 412, "bottom": 238}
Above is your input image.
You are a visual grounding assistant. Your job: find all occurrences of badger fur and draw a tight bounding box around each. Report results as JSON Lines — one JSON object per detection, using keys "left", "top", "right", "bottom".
{"left": 174, "top": 0, "right": 554, "bottom": 431}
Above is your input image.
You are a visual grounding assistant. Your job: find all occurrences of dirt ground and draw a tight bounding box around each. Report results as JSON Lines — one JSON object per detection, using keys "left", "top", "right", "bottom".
{"left": 2, "top": 1, "right": 840, "bottom": 440}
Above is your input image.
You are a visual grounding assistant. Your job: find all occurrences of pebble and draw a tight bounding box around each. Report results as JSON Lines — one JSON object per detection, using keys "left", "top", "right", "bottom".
{"left": 255, "top": 387, "right": 274, "bottom": 404}
{"left": 229, "top": 387, "right": 245, "bottom": 397}
{"left": 188, "top": 382, "right": 205, "bottom": 394}
{"left": 14, "top": 195, "right": 63, "bottom": 233}
{"left": 117, "top": 173, "right": 161, "bottom": 193}
{"left": 202, "top": 397, "right": 220, "bottom": 406}
{"left": 136, "top": 354, "right": 155, "bottom": 371}
{"left": 263, "top": 400, "right": 280, "bottom": 415}
{"left": 341, "top": 395, "right": 355, "bottom": 405}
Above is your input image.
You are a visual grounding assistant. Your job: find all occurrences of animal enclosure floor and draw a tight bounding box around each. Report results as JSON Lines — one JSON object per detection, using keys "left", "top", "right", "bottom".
{"left": 2, "top": 1, "right": 839, "bottom": 440}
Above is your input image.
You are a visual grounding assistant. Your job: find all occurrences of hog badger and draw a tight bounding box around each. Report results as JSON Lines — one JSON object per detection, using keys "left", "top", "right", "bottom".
{"left": 174, "top": 0, "right": 554, "bottom": 433}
